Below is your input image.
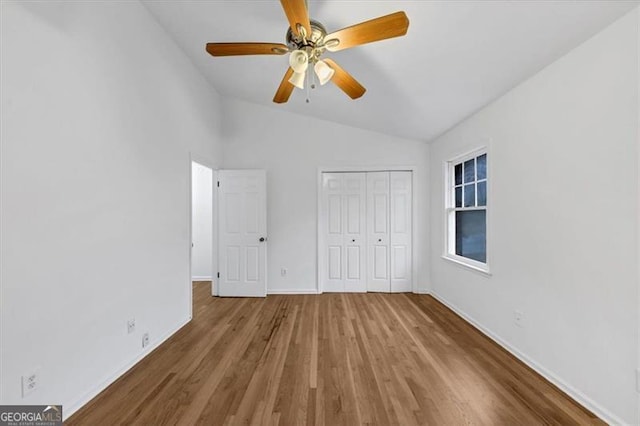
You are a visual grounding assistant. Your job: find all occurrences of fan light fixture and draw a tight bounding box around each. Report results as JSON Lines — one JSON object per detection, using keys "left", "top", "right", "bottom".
{"left": 289, "top": 71, "right": 306, "bottom": 89}
{"left": 288, "top": 50, "right": 335, "bottom": 90}
{"left": 314, "top": 60, "right": 334, "bottom": 85}
{"left": 288, "top": 49, "right": 309, "bottom": 89}
{"left": 289, "top": 49, "right": 308, "bottom": 73}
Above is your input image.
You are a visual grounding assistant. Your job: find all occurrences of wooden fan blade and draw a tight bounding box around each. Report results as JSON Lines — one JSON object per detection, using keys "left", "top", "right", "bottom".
{"left": 206, "top": 42, "right": 289, "bottom": 57}
{"left": 280, "top": 0, "right": 311, "bottom": 38}
{"left": 323, "top": 59, "right": 366, "bottom": 100}
{"left": 273, "top": 67, "right": 295, "bottom": 104}
{"left": 325, "top": 11, "right": 409, "bottom": 52}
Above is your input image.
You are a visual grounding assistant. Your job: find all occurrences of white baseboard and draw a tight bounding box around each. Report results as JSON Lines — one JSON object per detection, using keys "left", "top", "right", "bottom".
{"left": 63, "top": 316, "right": 191, "bottom": 421}
{"left": 267, "top": 288, "right": 319, "bottom": 295}
{"left": 191, "top": 276, "right": 212, "bottom": 281}
{"left": 429, "top": 292, "right": 626, "bottom": 426}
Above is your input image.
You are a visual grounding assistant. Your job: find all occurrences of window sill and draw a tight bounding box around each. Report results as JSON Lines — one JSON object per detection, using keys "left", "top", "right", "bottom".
{"left": 441, "top": 254, "right": 492, "bottom": 277}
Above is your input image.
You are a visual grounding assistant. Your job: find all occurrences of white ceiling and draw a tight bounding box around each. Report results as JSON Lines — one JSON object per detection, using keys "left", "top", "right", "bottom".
{"left": 142, "top": 1, "right": 638, "bottom": 142}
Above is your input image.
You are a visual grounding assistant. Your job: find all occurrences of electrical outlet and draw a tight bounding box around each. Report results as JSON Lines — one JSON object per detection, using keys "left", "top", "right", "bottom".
{"left": 514, "top": 310, "right": 524, "bottom": 328}
{"left": 127, "top": 319, "right": 136, "bottom": 334}
{"left": 22, "top": 370, "right": 39, "bottom": 397}
{"left": 142, "top": 332, "right": 149, "bottom": 348}
{"left": 281, "top": 268, "right": 287, "bottom": 277}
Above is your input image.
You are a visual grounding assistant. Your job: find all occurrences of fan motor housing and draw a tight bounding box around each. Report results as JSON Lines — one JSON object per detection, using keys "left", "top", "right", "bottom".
{"left": 286, "top": 19, "right": 327, "bottom": 50}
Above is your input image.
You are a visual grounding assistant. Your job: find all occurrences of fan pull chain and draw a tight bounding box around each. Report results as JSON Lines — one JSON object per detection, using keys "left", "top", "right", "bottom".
{"left": 306, "top": 66, "right": 311, "bottom": 103}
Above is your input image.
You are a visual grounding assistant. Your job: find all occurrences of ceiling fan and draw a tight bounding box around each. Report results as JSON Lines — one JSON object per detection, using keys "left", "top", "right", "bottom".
{"left": 205, "top": 0, "right": 410, "bottom": 104}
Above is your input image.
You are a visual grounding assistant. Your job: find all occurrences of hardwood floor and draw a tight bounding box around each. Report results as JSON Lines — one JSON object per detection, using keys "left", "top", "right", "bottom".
{"left": 67, "top": 283, "right": 603, "bottom": 425}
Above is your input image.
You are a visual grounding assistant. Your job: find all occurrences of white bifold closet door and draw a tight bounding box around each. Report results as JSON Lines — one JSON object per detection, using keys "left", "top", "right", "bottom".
{"left": 366, "top": 171, "right": 412, "bottom": 292}
{"left": 320, "top": 171, "right": 412, "bottom": 293}
{"left": 320, "top": 173, "right": 367, "bottom": 292}
{"left": 388, "top": 171, "right": 412, "bottom": 292}
{"left": 366, "top": 172, "right": 391, "bottom": 292}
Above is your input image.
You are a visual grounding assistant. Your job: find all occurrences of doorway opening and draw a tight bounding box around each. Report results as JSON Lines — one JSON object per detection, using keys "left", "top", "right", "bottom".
{"left": 191, "top": 160, "right": 214, "bottom": 315}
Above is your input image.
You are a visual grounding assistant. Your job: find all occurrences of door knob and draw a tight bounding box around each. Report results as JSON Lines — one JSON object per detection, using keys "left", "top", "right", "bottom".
{"left": 378, "top": 239, "right": 382, "bottom": 242}
{"left": 259, "top": 237, "right": 265, "bottom": 242}
{"left": 352, "top": 239, "right": 356, "bottom": 242}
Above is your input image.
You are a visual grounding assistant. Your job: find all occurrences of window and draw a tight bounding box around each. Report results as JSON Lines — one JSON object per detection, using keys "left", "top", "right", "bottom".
{"left": 445, "top": 149, "right": 488, "bottom": 273}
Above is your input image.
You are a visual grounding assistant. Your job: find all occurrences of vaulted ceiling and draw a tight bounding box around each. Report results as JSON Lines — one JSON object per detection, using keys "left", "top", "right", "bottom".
{"left": 142, "top": 1, "right": 638, "bottom": 141}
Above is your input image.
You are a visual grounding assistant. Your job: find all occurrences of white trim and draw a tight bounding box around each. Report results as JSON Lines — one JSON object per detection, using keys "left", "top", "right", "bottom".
{"left": 441, "top": 254, "right": 491, "bottom": 276}
{"left": 429, "top": 292, "right": 624, "bottom": 426}
{"left": 191, "top": 276, "right": 213, "bottom": 281}
{"left": 212, "top": 169, "right": 219, "bottom": 297}
{"left": 188, "top": 157, "right": 193, "bottom": 319}
{"left": 637, "top": 7, "right": 640, "bottom": 418}
{"left": 316, "top": 166, "right": 419, "bottom": 295}
{"left": 267, "top": 288, "right": 319, "bottom": 295}
{"left": 318, "top": 165, "right": 417, "bottom": 173}
{"left": 446, "top": 146, "right": 487, "bottom": 167}
{"left": 64, "top": 316, "right": 191, "bottom": 421}
{"left": 316, "top": 170, "right": 323, "bottom": 294}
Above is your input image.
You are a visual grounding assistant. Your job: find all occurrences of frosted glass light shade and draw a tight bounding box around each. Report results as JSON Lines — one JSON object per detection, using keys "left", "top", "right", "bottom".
{"left": 288, "top": 71, "right": 305, "bottom": 89}
{"left": 289, "top": 50, "right": 309, "bottom": 73}
{"left": 314, "top": 60, "right": 334, "bottom": 85}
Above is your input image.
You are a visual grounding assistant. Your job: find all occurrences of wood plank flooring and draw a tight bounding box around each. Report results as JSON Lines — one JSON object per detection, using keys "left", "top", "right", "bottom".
{"left": 67, "top": 282, "right": 604, "bottom": 425}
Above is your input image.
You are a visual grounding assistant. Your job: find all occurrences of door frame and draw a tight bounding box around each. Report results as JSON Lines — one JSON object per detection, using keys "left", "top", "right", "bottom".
{"left": 316, "top": 166, "right": 419, "bottom": 294}
{"left": 188, "top": 154, "right": 219, "bottom": 320}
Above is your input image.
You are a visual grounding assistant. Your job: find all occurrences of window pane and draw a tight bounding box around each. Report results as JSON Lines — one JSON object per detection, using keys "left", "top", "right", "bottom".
{"left": 464, "top": 184, "right": 475, "bottom": 207}
{"left": 463, "top": 159, "right": 475, "bottom": 183}
{"left": 477, "top": 181, "right": 487, "bottom": 206}
{"left": 455, "top": 210, "right": 486, "bottom": 263}
{"left": 454, "top": 164, "right": 462, "bottom": 185}
{"left": 455, "top": 187, "right": 462, "bottom": 208}
{"left": 477, "top": 154, "right": 487, "bottom": 180}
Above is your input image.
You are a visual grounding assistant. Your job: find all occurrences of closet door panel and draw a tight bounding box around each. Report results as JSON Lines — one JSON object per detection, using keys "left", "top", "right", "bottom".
{"left": 343, "top": 173, "right": 366, "bottom": 292}
{"left": 390, "top": 171, "right": 413, "bottom": 292}
{"left": 322, "top": 173, "right": 345, "bottom": 292}
{"left": 366, "top": 172, "right": 391, "bottom": 292}
{"left": 374, "top": 246, "right": 388, "bottom": 279}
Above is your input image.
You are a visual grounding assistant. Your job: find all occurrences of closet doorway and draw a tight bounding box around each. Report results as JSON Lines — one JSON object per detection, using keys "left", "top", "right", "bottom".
{"left": 318, "top": 168, "right": 414, "bottom": 293}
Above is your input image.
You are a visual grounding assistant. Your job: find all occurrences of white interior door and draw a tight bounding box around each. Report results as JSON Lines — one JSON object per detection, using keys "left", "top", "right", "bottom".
{"left": 218, "top": 170, "right": 267, "bottom": 297}
{"left": 390, "top": 171, "right": 412, "bottom": 292}
{"left": 320, "top": 172, "right": 366, "bottom": 292}
{"left": 322, "top": 173, "right": 344, "bottom": 292}
{"left": 366, "top": 172, "right": 390, "bottom": 292}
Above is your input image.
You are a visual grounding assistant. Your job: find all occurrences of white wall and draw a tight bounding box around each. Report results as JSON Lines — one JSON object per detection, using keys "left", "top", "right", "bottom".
{"left": 221, "top": 99, "right": 430, "bottom": 294}
{"left": 429, "top": 9, "right": 639, "bottom": 425}
{"left": 191, "top": 162, "right": 213, "bottom": 280}
{"left": 0, "top": 1, "right": 222, "bottom": 418}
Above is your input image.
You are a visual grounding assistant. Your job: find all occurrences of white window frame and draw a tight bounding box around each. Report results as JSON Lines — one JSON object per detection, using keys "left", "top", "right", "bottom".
{"left": 442, "top": 147, "right": 490, "bottom": 275}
